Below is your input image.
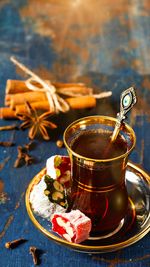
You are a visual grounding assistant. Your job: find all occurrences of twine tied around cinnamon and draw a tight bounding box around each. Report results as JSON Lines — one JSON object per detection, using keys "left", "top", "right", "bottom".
{"left": 10, "top": 56, "right": 112, "bottom": 114}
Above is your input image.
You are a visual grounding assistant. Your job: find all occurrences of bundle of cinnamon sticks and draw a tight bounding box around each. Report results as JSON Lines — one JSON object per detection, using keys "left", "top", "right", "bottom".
{"left": 0, "top": 80, "right": 98, "bottom": 119}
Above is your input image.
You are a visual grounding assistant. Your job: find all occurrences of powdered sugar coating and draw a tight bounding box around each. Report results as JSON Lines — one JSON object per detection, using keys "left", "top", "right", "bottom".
{"left": 51, "top": 209, "right": 92, "bottom": 243}
{"left": 30, "top": 176, "right": 66, "bottom": 219}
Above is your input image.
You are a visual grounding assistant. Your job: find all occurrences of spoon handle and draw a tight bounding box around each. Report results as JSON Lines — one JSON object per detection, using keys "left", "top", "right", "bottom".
{"left": 111, "top": 87, "right": 137, "bottom": 142}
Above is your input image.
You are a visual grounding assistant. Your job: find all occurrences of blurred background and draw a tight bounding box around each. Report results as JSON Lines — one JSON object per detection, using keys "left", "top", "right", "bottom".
{"left": 0, "top": 0, "right": 150, "bottom": 169}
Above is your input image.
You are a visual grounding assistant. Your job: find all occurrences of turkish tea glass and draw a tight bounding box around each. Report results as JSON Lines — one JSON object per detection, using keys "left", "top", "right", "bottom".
{"left": 63, "top": 116, "right": 136, "bottom": 236}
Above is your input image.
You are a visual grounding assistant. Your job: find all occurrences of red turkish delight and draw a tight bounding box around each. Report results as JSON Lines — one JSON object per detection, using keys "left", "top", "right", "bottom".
{"left": 51, "top": 210, "right": 92, "bottom": 243}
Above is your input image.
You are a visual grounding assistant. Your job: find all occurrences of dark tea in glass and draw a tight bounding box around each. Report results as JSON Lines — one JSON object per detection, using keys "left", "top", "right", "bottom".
{"left": 64, "top": 116, "right": 136, "bottom": 235}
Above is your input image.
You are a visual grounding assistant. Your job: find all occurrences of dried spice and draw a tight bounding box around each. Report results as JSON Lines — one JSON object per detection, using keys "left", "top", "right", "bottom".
{"left": 56, "top": 140, "right": 64, "bottom": 148}
{"left": 5, "top": 238, "right": 26, "bottom": 249}
{"left": 0, "top": 157, "right": 10, "bottom": 171}
{"left": 0, "top": 124, "right": 18, "bottom": 131}
{"left": 0, "top": 141, "right": 15, "bottom": 147}
{"left": 16, "top": 101, "right": 57, "bottom": 140}
{"left": 14, "top": 142, "right": 35, "bottom": 168}
{"left": 29, "top": 246, "right": 38, "bottom": 265}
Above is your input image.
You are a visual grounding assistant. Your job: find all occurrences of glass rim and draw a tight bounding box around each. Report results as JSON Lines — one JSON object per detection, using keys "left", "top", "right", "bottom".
{"left": 63, "top": 115, "right": 136, "bottom": 163}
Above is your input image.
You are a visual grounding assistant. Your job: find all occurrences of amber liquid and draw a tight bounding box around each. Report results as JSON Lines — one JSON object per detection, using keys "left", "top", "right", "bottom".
{"left": 68, "top": 131, "right": 129, "bottom": 234}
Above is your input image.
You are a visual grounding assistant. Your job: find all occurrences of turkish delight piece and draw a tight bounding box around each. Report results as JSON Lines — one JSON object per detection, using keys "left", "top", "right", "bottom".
{"left": 30, "top": 176, "right": 66, "bottom": 219}
{"left": 46, "top": 155, "right": 71, "bottom": 186}
{"left": 44, "top": 175, "right": 68, "bottom": 208}
{"left": 51, "top": 210, "right": 92, "bottom": 243}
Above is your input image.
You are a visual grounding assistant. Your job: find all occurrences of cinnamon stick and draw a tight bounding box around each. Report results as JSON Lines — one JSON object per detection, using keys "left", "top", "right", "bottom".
{"left": 9, "top": 92, "right": 47, "bottom": 109}
{"left": 5, "top": 79, "right": 90, "bottom": 95}
{"left": 66, "top": 96, "right": 96, "bottom": 109}
{"left": 57, "top": 86, "right": 93, "bottom": 96}
{"left": 0, "top": 95, "right": 96, "bottom": 119}
{"left": 5, "top": 94, "right": 11, "bottom": 106}
{"left": 6, "top": 80, "right": 30, "bottom": 94}
{"left": 0, "top": 107, "right": 16, "bottom": 119}
{"left": 15, "top": 96, "right": 96, "bottom": 114}
{"left": 5, "top": 83, "right": 93, "bottom": 106}
{"left": 15, "top": 101, "right": 50, "bottom": 114}
{"left": 2, "top": 78, "right": 110, "bottom": 119}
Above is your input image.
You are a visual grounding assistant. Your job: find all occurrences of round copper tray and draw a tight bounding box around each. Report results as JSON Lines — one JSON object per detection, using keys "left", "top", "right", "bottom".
{"left": 25, "top": 162, "right": 150, "bottom": 253}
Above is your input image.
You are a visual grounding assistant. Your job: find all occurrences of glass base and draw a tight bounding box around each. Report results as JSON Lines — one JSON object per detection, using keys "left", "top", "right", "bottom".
{"left": 88, "top": 218, "right": 124, "bottom": 240}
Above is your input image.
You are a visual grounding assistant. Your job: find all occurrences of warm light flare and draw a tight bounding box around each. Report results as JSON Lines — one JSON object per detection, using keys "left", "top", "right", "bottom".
{"left": 72, "top": 0, "right": 82, "bottom": 8}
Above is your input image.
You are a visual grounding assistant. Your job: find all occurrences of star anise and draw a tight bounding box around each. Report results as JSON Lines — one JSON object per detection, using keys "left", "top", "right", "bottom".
{"left": 16, "top": 102, "right": 57, "bottom": 140}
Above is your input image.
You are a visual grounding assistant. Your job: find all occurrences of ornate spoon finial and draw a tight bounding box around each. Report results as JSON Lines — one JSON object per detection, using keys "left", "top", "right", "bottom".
{"left": 111, "top": 87, "right": 137, "bottom": 142}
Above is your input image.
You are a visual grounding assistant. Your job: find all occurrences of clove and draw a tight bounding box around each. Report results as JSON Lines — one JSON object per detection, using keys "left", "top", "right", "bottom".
{"left": 14, "top": 142, "right": 35, "bottom": 168}
{"left": 29, "top": 246, "right": 38, "bottom": 265}
{"left": 0, "top": 141, "right": 15, "bottom": 147}
{"left": 24, "top": 153, "right": 34, "bottom": 165}
{"left": 24, "top": 141, "right": 34, "bottom": 151}
{"left": 5, "top": 238, "right": 26, "bottom": 249}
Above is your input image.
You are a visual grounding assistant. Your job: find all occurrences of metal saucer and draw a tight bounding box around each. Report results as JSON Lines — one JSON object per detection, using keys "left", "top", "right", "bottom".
{"left": 25, "top": 162, "right": 150, "bottom": 253}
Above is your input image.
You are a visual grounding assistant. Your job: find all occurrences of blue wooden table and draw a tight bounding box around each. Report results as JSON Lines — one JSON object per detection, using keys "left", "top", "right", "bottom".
{"left": 0, "top": 1, "right": 150, "bottom": 266}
